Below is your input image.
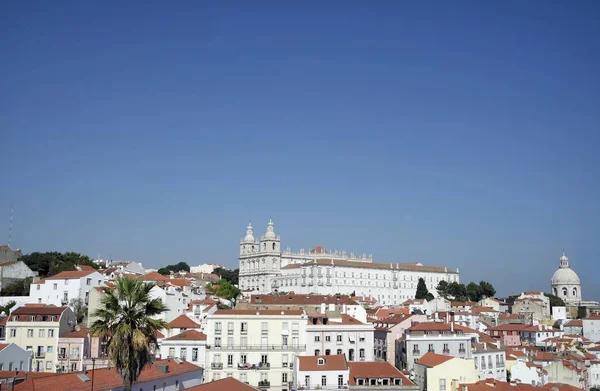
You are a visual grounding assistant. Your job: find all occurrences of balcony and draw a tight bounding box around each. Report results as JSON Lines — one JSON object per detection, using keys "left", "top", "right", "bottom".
{"left": 241, "top": 329, "right": 248, "bottom": 335}
{"left": 318, "top": 281, "right": 324, "bottom": 286}
{"left": 459, "top": 349, "right": 466, "bottom": 353}
{"left": 326, "top": 281, "right": 332, "bottom": 286}
{"left": 258, "top": 362, "right": 270, "bottom": 370}
{"left": 308, "top": 282, "right": 314, "bottom": 286}
{"left": 215, "top": 329, "right": 222, "bottom": 335}
{"left": 412, "top": 350, "right": 421, "bottom": 355}
{"left": 261, "top": 329, "right": 268, "bottom": 335}
{"left": 427, "top": 349, "right": 435, "bottom": 353}
{"left": 207, "top": 344, "right": 306, "bottom": 351}
{"left": 443, "top": 349, "right": 450, "bottom": 354}
{"left": 228, "top": 330, "right": 234, "bottom": 335}
{"left": 35, "top": 352, "right": 45, "bottom": 358}
{"left": 211, "top": 363, "right": 223, "bottom": 369}
{"left": 258, "top": 380, "right": 270, "bottom": 387}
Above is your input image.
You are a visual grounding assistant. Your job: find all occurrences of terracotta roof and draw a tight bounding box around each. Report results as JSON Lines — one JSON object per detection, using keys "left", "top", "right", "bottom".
{"left": 459, "top": 380, "right": 538, "bottom": 391}
{"left": 165, "top": 330, "right": 207, "bottom": 341}
{"left": 478, "top": 332, "right": 497, "bottom": 344}
{"left": 506, "top": 348, "right": 527, "bottom": 358}
{"left": 155, "top": 330, "right": 165, "bottom": 339}
{"left": 0, "top": 260, "right": 20, "bottom": 267}
{"left": 141, "top": 272, "right": 169, "bottom": 281}
{"left": 213, "top": 310, "right": 304, "bottom": 316}
{"left": 298, "top": 355, "right": 348, "bottom": 371}
{"left": 565, "top": 319, "right": 583, "bottom": 327}
{"left": 408, "top": 322, "right": 475, "bottom": 333}
{"left": 15, "top": 359, "right": 202, "bottom": 391}
{"left": 415, "top": 352, "right": 454, "bottom": 368}
{"left": 45, "top": 270, "right": 97, "bottom": 280}
{"left": 168, "top": 315, "right": 201, "bottom": 329}
{"left": 472, "top": 307, "right": 498, "bottom": 314}
{"left": 588, "top": 345, "right": 600, "bottom": 351}
{"left": 61, "top": 327, "right": 90, "bottom": 338}
{"left": 348, "top": 361, "right": 415, "bottom": 386}
{"left": 0, "top": 315, "right": 7, "bottom": 326}
{"left": 0, "top": 344, "right": 9, "bottom": 351}
{"left": 325, "top": 314, "right": 365, "bottom": 325}
{"left": 488, "top": 324, "right": 530, "bottom": 332}
{"left": 544, "top": 384, "right": 584, "bottom": 391}
{"left": 167, "top": 278, "right": 191, "bottom": 287}
{"left": 248, "top": 294, "right": 359, "bottom": 306}
{"left": 184, "top": 378, "right": 258, "bottom": 391}
{"left": 10, "top": 305, "right": 68, "bottom": 317}
{"left": 451, "top": 301, "right": 477, "bottom": 307}
{"left": 534, "top": 351, "right": 560, "bottom": 361}
{"left": 281, "top": 258, "right": 455, "bottom": 273}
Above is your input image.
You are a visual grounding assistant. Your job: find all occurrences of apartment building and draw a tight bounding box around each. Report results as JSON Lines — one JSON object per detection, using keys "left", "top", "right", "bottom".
{"left": 414, "top": 353, "right": 479, "bottom": 391}
{"left": 165, "top": 315, "right": 202, "bottom": 338}
{"left": 57, "top": 326, "right": 109, "bottom": 373}
{"left": 305, "top": 313, "right": 374, "bottom": 362}
{"left": 160, "top": 330, "right": 207, "bottom": 368}
{"left": 0, "top": 343, "right": 33, "bottom": 371}
{"left": 472, "top": 342, "right": 506, "bottom": 381}
{"left": 29, "top": 270, "right": 105, "bottom": 309}
{"left": 187, "top": 298, "right": 218, "bottom": 328}
{"left": 373, "top": 314, "right": 428, "bottom": 365}
{"left": 400, "top": 322, "right": 474, "bottom": 370}
{"left": 205, "top": 309, "right": 307, "bottom": 390}
{"left": 6, "top": 304, "right": 76, "bottom": 373}
{"left": 347, "top": 361, "right": 419, "bottom": 390}
{"left": 295, "top": 354, "right": 350, "bottom": 390}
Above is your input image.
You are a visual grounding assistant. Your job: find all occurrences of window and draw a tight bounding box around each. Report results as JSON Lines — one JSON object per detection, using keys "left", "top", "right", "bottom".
{"left": 169, "top": 347, "right": 175, "bottom": 357}
{"left": 315, "top": 349, "right": 320, "bottom": 355}
{"left": 10, "top": 329, "right": 16, "bottom": 337}
{"left": 443, "top": 343, "right": 449, "bottom": 352}
{"left": 241, "top": 322, "right": 248, "bottom": 333}
{"left": 53, "top": 283, "right": 57, "bottom": 290}
{"left": 39, "top": 329, "right": 45, "bottom": 338}
{"left": 305, "top": 376, "right": 310, "bottom": 387}
{"left": 282, "top": 373, "right": 288, "bottom": 384}
{"left": 261, "top": 354, "right": 268, "bottom": 364}
{"left": 46, "top": 361, "right": 52, "bottom": 370}
{"left": 227, "top": 354, "right": 233, "bottom": 367}
{"left": 192, "top": 348, "right": 198, "bottom": 362}
{"left": 261, "top": 322, "right": 268, "bottom": 334}
{"left": 228, "top": 322, "right": 234, "bottom": 334}
{"left": 357, "top": 379, "right": 365, "bottom": 386}
{"left": 459, "top": 343, "right": 465, "bottom": 351}
{"left": 428, "top": 344, "right": 434, "bottom": 352}
{"left": 337, "top": 349, "right": 343, "bottom": 355}
{"left": 337, "top": 334, "right": 342, "bottom": 343}
{"left": 282, "top": 354, "right": 288, "bottom": 367}
{"left": 47, "top": 346, "right": 53, "bottom": 353}
{"left": 325, "top": 334, "right": 331, "bottom": 342}
{"left": 359, "top": 348, "right": 365, "bottom": 358}
{"left": 325, "top": 349, "right": 331, "bottom": 355}
{"left": 27, "top": 329, "right": 33, "bottom": 337}
{"left": 215, "top": 322, "right": 222, "bottom": 333}
{"left": 440, "top": 379, "right": 447, "bottom": 390}
{"left": 240, "top": 372, "right": 247, "bottom": 383}
{"left": 282, "top": 335, "right": 288, "bottom": 346}
{"left": 180, "top": 348, "right": 187, "bottom": 360}
{"left": 339, "top": 375, "right": 344, "bottom": 387}
{"left": 241, "top": 337, "right": 248, "bottom": 348}
{"left": 8, "top": 362, "right": 13, "bottom": 371}
{"left": 215, "top": 337, "right": 221, "bottom": 347}
{"left": 227, "top": 336, "right": 234, "bottom": 347}
{"left": 292, "top": 323, "right": 299, "bottom": 334}
{"left": 314, "top": 335, "right": 320, "bottom": 342}
{"left": 322, "top": 376, "right": 327, "bottom": 386}
{"left": 86, "top": 278, "right": 92, "bottom": 285}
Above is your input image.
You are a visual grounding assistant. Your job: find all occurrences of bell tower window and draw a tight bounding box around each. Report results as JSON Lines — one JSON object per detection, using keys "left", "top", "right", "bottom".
{"left": 562, "top": 287, "right": 568, "bottom": 297}
{"left": 272, "top": 243, "right": 276, "bottom": 250}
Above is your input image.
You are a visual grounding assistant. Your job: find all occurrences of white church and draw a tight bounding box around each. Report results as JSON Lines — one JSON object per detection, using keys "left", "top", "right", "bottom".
{"left": 238, "top": 220, "right": 460, "bottom": 306}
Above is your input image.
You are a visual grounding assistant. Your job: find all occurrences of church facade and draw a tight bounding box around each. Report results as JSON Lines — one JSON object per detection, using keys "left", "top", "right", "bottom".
{"left": 551, "top": 252, "right": 582, "bottom": 305}
{"left": 238, "top": 220, "right": 460, "bottom": 306}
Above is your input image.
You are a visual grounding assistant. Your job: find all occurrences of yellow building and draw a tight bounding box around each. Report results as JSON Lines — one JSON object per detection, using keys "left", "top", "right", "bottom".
{"left": 414, "top": 352, "right": 479, "bottom": 391}
{"left": 6, "top": 304, "right": 76, "bottom": 373}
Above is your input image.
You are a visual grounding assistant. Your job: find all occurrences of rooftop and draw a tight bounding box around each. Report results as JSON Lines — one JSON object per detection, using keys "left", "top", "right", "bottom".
{"left": 348, "top": 361, "right": 415, "bottom": 386}
{"left": 248, "top": 293, "right": 359, "bottom": 306}
{"left": 213, "top": 309, "right": 304, "bottom": 316}
{"left": 184, "top": 378, "right": 258, "bottom": 391}
{"left": 168, "top": 315, "right": 201, "bottom": 329}
{"left": 164, "top": 330, "right": 207, "bottom": 342}
{"left": 281, "top": 258, "right": 455, "bottom": 273}
{"left": 298, "top": 355, "right": 348, "bottom": 371}
{"left": 415, "top": 352, "right": 454, "bottom": 368}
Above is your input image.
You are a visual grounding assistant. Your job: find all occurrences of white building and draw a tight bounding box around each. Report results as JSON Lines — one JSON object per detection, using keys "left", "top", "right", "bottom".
{"left": 6, "top": 304, "right": 77, "bottom": 373}
{"left": 583, "top": 316, "right": 600, "bottom": 343}
{"left": 29, "top": 270, "right": 105, "bottom": 309}
{"left": 295, "top": 354, "right": 349, "bottom": 390}
{"left": 510, "top": 359, "right": 547, "bottom": 386}
{"left": 149, "top": 285, "right": 189, "bottom": 322}
{"left": 551, "top": 252, "right": 582, "bottom": 305}
{"left": 159, "top": 329, "right": 207, "bottom": 368}
{"left": 239, "top": 220, "right": 459, "bottom": 305}
{"left": 0, "top": 343, "right": 33, "bottom": 371}
{"left": 304, "top": 313, "right": 375, "bottom": 362}
{"left": 187, "top": 298, "right": 218, "bottom": 329}
{"left": 204, "top": 309, "right": 307, "bottom": 389}
{"left": 472, "top": 342, "right": 507, "bottom": 381}
{"left": 191, "top": 264, "right": 226, "bottom": 274}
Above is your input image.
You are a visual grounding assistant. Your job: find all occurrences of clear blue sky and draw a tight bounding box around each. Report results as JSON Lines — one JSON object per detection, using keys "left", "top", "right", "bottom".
{"left": 1, "top": 1, "right": 599, "bottom": 299}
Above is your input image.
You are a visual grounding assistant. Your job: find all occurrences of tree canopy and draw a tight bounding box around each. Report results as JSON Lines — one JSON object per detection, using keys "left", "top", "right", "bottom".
{"left": 544, "top": 293, "right": 566, "bottom": 308}
{"left": 213, "top": 267, "right": 239, "bottom": 285}
{"left": 435, "top": 280, "right": 496, "bottom": 302}
{"left": 415, "top": 278, "right": 434, "bottom": 301}
{"left": 207, "top": 279, "right": 240, "bottom": 303}
{"left": 1, "top": 276, "right": 33, "bottom": 296}
{"left": 18, "top": 251, "right": 97, "bottom": 277}
{"left": 89, "top": 276, "right": 169, "bottom": 391}
{"left": 157, "top": 262, "right": 190, "bottom": 275}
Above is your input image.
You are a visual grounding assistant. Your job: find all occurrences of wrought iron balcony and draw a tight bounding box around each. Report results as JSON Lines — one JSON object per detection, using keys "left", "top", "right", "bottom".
{"left": 211, "top": 363, "right": 223, "bottom": 369}
{"left": 207, "top": 344, "right": 306, "bottom": 351}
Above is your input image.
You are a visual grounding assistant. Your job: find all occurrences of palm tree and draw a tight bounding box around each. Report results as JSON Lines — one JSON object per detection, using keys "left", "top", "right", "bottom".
{"left": 90, "top": 276, "right": 169, "bottom": 391}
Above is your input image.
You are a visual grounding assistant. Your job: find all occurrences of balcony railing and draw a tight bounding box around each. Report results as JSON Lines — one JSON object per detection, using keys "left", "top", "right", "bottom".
{"left": 211, "top": 363, "right": 223, "bottom": 369}
{"left": 459, "top": 348, "right": 466, "bottom": 353}
{"left": 259, "top": 362, "right": 270, "bottom": 370}
{"left": 35, "top": 352, "right": 45, "bottom": 358}
{"left": 258, "top": 380, "right": 270, "bottom": 387}
{"left": 428, "top": 349, "right": 435, "bottom": 353}
{"left": 413, "top": 350, "right": 421, "bottom": 355}
{"left": 207, "top": 344, "right": 306, "bottom": 351}
{"left": 215, "top": 329, "right": 221, "bottom": 335}
{"left": 443, "top": 349, "right": 450, "bottom": 354}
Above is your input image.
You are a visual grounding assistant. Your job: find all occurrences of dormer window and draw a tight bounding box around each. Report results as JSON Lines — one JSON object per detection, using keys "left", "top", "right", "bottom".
{"left": 317, "top": 358, "right": 325, "bottom": 365}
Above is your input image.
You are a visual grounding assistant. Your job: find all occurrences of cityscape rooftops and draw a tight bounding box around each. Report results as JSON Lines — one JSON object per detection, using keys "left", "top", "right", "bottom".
{"left": 298, "top": 354, "right": 348, "bottom": 371}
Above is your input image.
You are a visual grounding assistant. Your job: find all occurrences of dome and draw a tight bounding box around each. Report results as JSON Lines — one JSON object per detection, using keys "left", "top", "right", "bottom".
{"left": 263, "top": 219, "right": 276, "bottom": 239}
{"left": 551, "top": 267, "right": 581, "bottom": 285}
{"left": 243, "top": 223, "right": 255, "bottom": 242}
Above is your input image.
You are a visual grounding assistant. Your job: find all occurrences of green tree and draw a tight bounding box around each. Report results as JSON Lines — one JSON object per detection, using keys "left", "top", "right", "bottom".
{"left": 0, "top": 300, "right": 16, "bottom": 315}
{"left": 415, "top": 278, "right": 431, "bottom": 300}
{"left": 436, "top": 280, "right": 449, "bottom": 298}
{"left": 1, "top": 276, "right": 33, "bottom": 296}
{"left": 157, "top": 268, "right": 171, "bottom": 276}
{"left": 479, "top": 281, "right": 496, "bottom": 298}
{"left": 207, "top": 279, "right": 241, "bottom": 303}
{"left": 19, "top": 251, "right": 97, "bottom": 277}
{"left": 213, "top": 268, "right": 239, "bottom": 285}
{"left": 544, "top": 293, "right": 566, "bottom": 309}
{"left": 70, "top": 298, "right": 87, "bottom": 324}
{"left": 447, "top": 282, "right": 468, "bottom": 301}
{"left": 466, "top": 282, "right": 483, "bottom": 302}
{"left": 90, "top": 277, "right": 169, "bottom": 391}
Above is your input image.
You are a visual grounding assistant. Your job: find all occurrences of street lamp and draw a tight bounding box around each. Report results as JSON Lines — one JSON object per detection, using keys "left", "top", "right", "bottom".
{"left": 91, "top": 358, "right": 96, "bottom": 391}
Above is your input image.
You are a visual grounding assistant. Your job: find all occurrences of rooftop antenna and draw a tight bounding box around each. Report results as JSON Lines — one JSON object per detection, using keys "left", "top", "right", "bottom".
{"left": 8, "top": 204, "right": 13, "bottom": 248}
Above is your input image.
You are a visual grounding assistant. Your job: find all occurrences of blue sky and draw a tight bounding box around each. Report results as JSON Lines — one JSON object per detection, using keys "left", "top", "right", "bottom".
{"left": 1, "top": 1, "right": 599, "bottom": 298}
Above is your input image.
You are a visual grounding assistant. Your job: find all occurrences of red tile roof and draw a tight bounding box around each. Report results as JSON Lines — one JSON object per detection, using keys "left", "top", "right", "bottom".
{"left": 184, "top": 378, "right": 258, "bottom": 391}
{"left": 15, "top": 359, "right": 202, "bottom": 391}
{"left": 348, "top": 361, "right": 415, "bottom": 386}
{"left": 0, "top": 344, "right": 9, "bottom": 351}
{"left": 565, "top": 319, "right": 583, "bottom": 327}
{"left": 416, "top": 352, "right": 454, "bottom": 367}
{"left": 213, "top": 310, "right": 304, "bottom": 316}
{"left": 10, "top": 305, "right": 68, "bottom": 318}
{"left": 61, "top": 327, "right": 90, "bottom": 338}
{"left": 164, "top": 330, "right": 207, "bottom": 341}
{"left": 408, "top": 322, "right": 475, "bottom": 333}
{"left": 45, "top": 270, "right": 97, "bottom": 280}
{"left": 142, "top": 272, "right": 169, "bottom": 281}
{"left": 298, "top": 355, "right": 348, "bottom": 371}
{"left": 534, "top": 352, "right": 560, "bottom": 361}
{"left": 168, "top": 315, "right": 201, "bottom": 329}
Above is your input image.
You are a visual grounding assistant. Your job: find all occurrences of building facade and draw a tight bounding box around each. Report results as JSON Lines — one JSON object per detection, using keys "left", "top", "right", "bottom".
{"left": 0, "top": 260, "right": 37, "bottom": 293}
{"left": 238, "top": 220, "right": 459, "bottom": 305}
{"left": 0, "top": 342, "right": 33, "bottom": 371}
{"left": 414, "top": 353, "right": 479, "bottom": 391}
{"left": 5, "top": 304, "right": 77, "bottom": 373}
{"left": 29, "top": 270, "right": 105, "bottom": 309}
{"left": 204, "top": 309, "right": 307, "bottom": 390}
{"left": 159, "top": 330, "right": 207, "bottom": 368}
{"left": 551, "top": 253, "right": 582, "bottom": 305}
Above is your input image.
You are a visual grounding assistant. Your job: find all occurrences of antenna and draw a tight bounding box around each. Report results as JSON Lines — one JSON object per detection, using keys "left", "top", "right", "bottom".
{"left": 8, "top": 204, "right": 13, "bottom": 248}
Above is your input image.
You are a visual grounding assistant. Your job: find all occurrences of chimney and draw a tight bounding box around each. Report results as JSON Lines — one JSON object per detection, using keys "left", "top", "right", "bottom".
{"left": 451, "top": 321, "right": 454, "bottom": 332}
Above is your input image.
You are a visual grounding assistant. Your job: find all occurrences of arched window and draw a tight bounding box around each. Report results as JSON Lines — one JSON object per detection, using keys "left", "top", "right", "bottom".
{"left": 272, "top": 243, "right": 276, "bottom": 250}
{"left": 562, "top": 287, "right": 568, "bottom": 297}
{"left": 554, "top": 287, "right": 558, "bottom": 296}
{"left": 263, "top": 243, "right": 266, "bottom": 250}
{"left": 573, "top": 287, "right": 578, "bottom": 297}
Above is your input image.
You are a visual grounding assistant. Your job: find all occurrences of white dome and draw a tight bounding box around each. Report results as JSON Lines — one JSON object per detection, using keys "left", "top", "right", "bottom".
{"left": 243, "top": 223, "right": 255, "bottom": 242}
{"left": 263, "top": 219, "right": 276, "bottom": 239}
{"left": 551, "top": 266, "right": 581, "bottom": 285}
